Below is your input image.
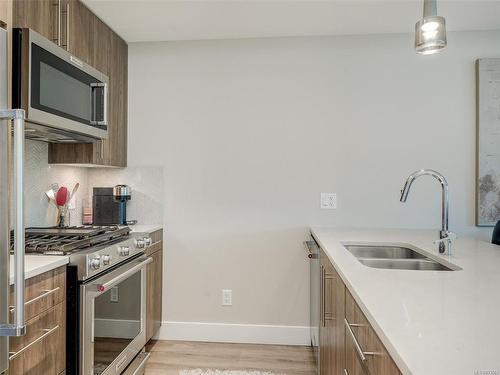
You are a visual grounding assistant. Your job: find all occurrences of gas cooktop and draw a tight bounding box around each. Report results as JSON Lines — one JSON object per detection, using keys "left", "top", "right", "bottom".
{"left": 12, "top": 225, "right": 152, "bottom": 280}
{"left": 12, "top": 225, "right": 130, "bottom": 255}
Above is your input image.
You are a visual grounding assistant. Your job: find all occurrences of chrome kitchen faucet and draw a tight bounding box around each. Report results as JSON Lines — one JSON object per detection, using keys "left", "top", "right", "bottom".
{"left": 400, "top": 169, "right": 456, "bottom": 255}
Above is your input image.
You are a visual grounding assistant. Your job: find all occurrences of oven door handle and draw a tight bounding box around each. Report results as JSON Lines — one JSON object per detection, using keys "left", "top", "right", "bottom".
{"left": 94, "top": 256, "right": 152, "bottom": 292}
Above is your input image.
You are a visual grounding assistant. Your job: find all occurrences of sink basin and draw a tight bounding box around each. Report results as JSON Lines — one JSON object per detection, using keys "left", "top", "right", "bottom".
{"left": 344, "top": 245, "right": 427, "bottom": 259}
{"left": 357, "top": 258, "right": 453, "bottom": 271}
{"left": 343, "top": 243, "right": 457, "bottom": 271}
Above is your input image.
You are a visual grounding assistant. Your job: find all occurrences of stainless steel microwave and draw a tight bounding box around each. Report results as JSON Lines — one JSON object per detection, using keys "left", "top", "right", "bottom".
{"left": 12, "top": 28, "right": 108, "bottom": 143}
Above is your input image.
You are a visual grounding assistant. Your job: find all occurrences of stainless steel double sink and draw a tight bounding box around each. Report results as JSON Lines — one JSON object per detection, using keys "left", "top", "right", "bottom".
{"left": 343, "top": 244, "right": 457, "bottom": 271}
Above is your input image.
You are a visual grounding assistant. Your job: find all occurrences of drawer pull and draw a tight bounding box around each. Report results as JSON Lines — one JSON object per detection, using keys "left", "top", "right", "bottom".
{"left": 9, "top": 287, "right": 60, "bottom": 312}
{"left": 9, "top": 325, "right": 59, "bottom": 360}
{"left": 344, "top": 318, "right": 377, "bottom": 362}
{"left": 344, "top": 370, "right": 349, "bottom": 375}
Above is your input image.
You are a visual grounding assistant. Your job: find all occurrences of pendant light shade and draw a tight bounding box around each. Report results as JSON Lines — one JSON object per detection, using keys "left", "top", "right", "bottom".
{"left": 415, "top": 0, "right": 447, "bottom": 55}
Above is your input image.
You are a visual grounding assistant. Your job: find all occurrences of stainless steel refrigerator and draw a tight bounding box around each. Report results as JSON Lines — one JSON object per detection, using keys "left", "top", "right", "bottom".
{"left": 0, "top": 25, "right": 26, "bottom": 374}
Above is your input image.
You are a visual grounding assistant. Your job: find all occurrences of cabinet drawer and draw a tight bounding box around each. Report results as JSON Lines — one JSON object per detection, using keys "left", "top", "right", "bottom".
{"left": 345, "top": 290, "right": 400, "bottom": 375}
{"left": 9, "top": 266, "right": 66, "bottom": 322}
{"left": 9, "top": 302, "right": 66, "bottom": 375}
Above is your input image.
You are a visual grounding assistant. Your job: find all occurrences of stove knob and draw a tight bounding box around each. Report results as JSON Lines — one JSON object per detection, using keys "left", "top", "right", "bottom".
{"left": 135, "top": 238, "right": 146, "bottom": 249}
{"left": 118, "top": 246, "right": 130, "bottom": 256}
{"left": 102, "top": 254, "right": 111, "bottom": 265}
{"left": 89, "top": 257, "right": 101, "bottom": 270}
{"left": 143, "top": 237, "right": 152, "bottom": 246}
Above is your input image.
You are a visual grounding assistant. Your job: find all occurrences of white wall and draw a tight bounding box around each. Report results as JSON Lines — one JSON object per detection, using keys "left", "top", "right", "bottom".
{"left": 128, "top": 30, "right": 499, "bottom": 343}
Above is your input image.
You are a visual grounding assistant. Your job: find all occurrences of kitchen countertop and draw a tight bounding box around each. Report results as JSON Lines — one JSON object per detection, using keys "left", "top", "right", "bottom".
{"left": 311, "top": 227, "right": 500, "bottom": 375}
{"left": 127, "top": 224, "right": 163, "bottom": 234}
{"left": 9, "top": 255, "right": 69, "bottom": 285}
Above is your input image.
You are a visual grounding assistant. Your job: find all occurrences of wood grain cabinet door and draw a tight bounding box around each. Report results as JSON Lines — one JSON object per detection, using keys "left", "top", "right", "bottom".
{"left": 146, "top": 247, "right": 163, "bottom": 342}
{"left": 320, "top": 250, "right": 346, "bottom": 375}
{"left": 103, "top": 31, "right": 128, "bottom": 167}
{"left": 0, "top": 0, "right": 11, "bottom": 26}
{"left": 345, "top": 290, "right": 401, "bottom": 375}
{"left": 13, "top": 0, "right": 58, "bottom": 43}
{"left": 63, "top": 0, "right": 92, "bottom": 64}
{"left": 9, "top": 302, "right": 66, "bottom": 375}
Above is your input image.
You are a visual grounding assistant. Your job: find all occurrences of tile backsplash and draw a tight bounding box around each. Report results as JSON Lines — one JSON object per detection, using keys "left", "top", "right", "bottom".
{"left": 24, "top": 140, "right": 163, "bottom": 228}
{"left": 25, "top": 140, "right": 89, "bottom": 227}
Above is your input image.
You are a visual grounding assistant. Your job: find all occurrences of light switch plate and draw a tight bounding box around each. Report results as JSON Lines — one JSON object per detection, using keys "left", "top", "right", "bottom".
{"left": 320, "top": 193, "right": 337, "bottom": 209}
{"left": 222, "top": 289, "right": 232, "bottom": 306}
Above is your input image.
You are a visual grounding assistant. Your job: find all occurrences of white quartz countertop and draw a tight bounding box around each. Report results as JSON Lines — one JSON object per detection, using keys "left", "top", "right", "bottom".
{"left": 9, "top": 255, "right": 69, "bottom": 285}
{"left": 127, "top": 224, "right": 163, "bottom": 234}
{"left": 311, "top": 227, "right": 500, "bottom": 375}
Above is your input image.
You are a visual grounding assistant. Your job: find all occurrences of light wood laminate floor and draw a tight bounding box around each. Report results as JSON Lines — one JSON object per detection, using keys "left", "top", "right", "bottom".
{"left": 145, "top": 341, "right": 316, "bottom": 375}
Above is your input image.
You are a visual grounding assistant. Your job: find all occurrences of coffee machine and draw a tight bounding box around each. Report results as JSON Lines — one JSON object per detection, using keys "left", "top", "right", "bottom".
{"left": 92, "top": 185, "right": 131, "bottom": 225}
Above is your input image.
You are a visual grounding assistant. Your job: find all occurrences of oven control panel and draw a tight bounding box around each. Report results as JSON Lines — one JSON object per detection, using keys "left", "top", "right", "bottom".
{"left": 78, "top": 235, "right": 153, "bottom": 280}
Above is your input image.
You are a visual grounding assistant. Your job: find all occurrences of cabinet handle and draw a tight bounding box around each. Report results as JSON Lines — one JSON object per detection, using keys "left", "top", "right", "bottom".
{"left": 343, "top": 370, "right": 349, "bottom": 375}
{"left": 9, "top": 287, "right": 60, "bottom": 312}
{"left": 61, "top": 2, "right": 70, "bottom": 51}
{"left": 344, "top": 318, "right": 377, "bottom": 362}
{"left": 53, "top": 0, "right": 61, "bottom": 46}
{"left": 320, "top": 266, "right": 325, "bottom": 327}
{"left": 323, "top": 271, "right": 334, "bottom": 322}
{"left": 9, "top": 325, "right": 59, "bottom": 360}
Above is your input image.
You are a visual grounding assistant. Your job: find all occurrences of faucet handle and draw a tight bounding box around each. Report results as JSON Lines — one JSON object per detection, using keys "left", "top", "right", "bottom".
{"left": 436, "top": 231, "right": 457, "bottom": 242}
{"left": 433, "top": 231, "right": 457, "bottom": 255}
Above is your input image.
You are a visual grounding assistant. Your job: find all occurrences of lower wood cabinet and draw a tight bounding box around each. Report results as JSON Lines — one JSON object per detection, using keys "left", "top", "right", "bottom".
{"left": 319, "top": 248, "right": 400, "bottom": 375}
{"left": 145, "top": 229, "right": 163, "bottom": 343}
{"left": 320, "top": 250, "right": 345, "bottom": 375}
{"left": 8, "top": 266, "right": 66, "bottom": 375}
{"left": 344, "top": 290, "right": 400, "bottom": 375}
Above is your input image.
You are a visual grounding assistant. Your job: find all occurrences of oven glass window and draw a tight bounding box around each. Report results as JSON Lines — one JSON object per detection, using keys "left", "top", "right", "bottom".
{"left": 93, "top": 271, "right": 142, "bottom": 375}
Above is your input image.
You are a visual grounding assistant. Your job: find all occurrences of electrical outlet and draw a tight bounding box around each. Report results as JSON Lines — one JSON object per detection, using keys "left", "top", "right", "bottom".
{"left": 320, "top": 193, "right": 337, "bottom": 209}
{"left": 110, "top": 286, "right": 119, "bottom": 303}
{"left": 222, "top": 289, "right": 232, "bottom": 306}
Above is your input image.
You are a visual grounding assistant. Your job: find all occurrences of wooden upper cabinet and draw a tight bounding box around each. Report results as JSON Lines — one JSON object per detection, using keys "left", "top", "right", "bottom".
{"left": 20, "top": 0, "right": 131, "bottom": 168}
{"left": 64, "top": 0, "right": 92, "bottom": 64}
{"left": 13, "top": 0, "right": 58, "bottom": 42}
{"left": 0, "top": 0, "right": 11, "bottom": 26}
{"left": 106, "top": 31, "right": 128, "bottom": 167}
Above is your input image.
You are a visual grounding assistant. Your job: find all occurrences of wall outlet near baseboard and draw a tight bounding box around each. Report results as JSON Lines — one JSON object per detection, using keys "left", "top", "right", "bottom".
{"left": 320, "top": 193, "right": 337, "bottom": 209}
{"left": 110, "top": 286, "right": 119, "bottom": 303}
{"left": 222, "top": 289, "right": 232, "bottom": 306}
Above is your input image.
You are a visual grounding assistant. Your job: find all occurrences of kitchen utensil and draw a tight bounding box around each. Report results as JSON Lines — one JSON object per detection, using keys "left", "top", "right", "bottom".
{"left": 70, "top": 182, "right": 80, "bottom": 200}
{"left": 45, "top": 189, "right": 56, "bottom": 202}
{"left": 56, "top": 186, "right": 69, "bottom": 206}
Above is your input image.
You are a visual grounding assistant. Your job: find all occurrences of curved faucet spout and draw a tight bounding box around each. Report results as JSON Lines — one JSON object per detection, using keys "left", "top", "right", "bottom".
{"left": 400, "top": 169, "right": 450, "bottom": 253}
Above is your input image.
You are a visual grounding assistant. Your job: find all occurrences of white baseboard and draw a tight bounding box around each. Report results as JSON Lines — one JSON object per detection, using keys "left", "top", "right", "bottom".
{"left": 155, "top": 321, "right": 311, "bottom": 346}
{"left": 94, "top": 318, "right": 141, "bottom": 339}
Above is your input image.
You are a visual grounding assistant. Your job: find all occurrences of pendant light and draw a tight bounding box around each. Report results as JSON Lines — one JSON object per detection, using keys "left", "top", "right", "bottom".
{"left": 415, "top": 0, "right": 447, "bottom": 55}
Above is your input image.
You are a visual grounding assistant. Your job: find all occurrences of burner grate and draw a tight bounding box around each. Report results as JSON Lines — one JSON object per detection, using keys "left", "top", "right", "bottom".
{"left": 11, "top": 226, "right": 130, "bottom": 255}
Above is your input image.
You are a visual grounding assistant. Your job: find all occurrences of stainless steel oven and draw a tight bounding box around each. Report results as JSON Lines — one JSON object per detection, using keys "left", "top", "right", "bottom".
{"left": 80, "top": 255, "right": 152, "bottom": 375}
{"left": 12, "top": 28, "right": 108, "bottom": 143}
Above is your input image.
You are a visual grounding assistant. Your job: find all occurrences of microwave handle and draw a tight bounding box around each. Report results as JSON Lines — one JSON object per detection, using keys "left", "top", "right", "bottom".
{"left": 0, "top": 109, "right": 26, "bottom": 338}
{"left": 90, "top": 82, "right": 108, "bottom": 126}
